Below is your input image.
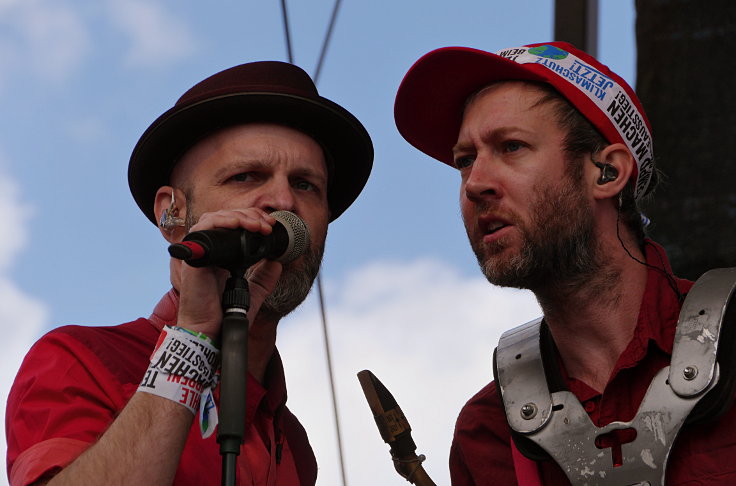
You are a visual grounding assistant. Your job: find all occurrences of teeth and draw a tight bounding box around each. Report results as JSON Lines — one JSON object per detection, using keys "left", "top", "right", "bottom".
{"left": 487, "top": 222, "right": 505, "bottom": 233}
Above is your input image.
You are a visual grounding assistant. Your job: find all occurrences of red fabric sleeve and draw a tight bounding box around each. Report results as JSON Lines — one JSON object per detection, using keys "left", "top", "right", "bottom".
{"left": 9, "top": 438, "right": 89, "bottom": 486}
{"left": 6, "top": 330, "right": 132, "bottom": 486}
{"left": 449, "top": 381, "right": 519, "bottom": 485}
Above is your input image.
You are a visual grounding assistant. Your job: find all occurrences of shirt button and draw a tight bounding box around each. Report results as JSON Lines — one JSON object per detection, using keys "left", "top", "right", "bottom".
{"left": 584, "top": 401, "right": 596, "bottom": 413}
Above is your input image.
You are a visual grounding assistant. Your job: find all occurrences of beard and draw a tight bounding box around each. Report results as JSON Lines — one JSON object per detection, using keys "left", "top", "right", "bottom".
{"left": 465, "top": 172, "right": 600, "bottom": 292}
{"left": 246, "top": 241, "right": 324, "bottom": 320}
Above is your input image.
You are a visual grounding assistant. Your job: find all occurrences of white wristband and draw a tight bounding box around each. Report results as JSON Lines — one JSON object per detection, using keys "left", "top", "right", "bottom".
{"left": 138, "top": 326, "right": 220, "bottom": 415}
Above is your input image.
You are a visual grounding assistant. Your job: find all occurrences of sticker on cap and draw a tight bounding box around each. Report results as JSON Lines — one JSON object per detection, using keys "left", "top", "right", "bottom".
{"left": 495, "top": 45, "right": 655, "bottom": 198}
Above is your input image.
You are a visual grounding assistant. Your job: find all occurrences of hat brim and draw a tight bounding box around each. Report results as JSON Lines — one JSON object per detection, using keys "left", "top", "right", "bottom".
{"left": 129, "top": 92, "right": 373, "bottom": 224}
{"left": 394, "top": 47, "right": 552, "bottom": 166}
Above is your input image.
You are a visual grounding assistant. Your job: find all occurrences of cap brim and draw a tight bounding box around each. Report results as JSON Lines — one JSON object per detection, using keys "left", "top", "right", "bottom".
{"left": 129, "top": 92, "right": 373, "bottom": 224}
{"left": 394, "top": 47, "right": 549, "bottom": 166}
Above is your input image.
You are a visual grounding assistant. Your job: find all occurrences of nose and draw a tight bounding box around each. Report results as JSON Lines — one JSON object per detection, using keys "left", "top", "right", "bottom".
{"left": 463, "top": 156, "right": 500, "bottom": 203}
{"left": 256, "top": 176, "right": 297, "bottom": 214}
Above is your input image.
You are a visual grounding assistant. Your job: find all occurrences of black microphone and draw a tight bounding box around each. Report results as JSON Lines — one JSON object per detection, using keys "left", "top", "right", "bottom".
{"left": 167, "top": 210, "right": 310, "bottom": 269}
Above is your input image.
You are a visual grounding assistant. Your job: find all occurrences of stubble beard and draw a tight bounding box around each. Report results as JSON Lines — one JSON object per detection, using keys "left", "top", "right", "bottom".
{"left": 247, "top": 241, "right": 324, "bottom": 321}
{"left": 466, "top": 174, "right": 600, "bottom": 293}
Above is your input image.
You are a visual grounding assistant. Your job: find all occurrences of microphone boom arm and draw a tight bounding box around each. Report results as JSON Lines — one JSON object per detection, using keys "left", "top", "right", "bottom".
{"left": 357, "top": 370, "right": 438, "bottom": 486}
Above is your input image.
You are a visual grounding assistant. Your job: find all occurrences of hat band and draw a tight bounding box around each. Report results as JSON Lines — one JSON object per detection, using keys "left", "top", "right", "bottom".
{"left": 495, "top": 45, "right": 654, "bottom": 198}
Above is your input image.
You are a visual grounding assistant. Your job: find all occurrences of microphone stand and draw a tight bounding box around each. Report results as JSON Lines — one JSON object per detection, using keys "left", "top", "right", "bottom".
{"left": 217, "top": 269, "right": 250, "bottom": 486}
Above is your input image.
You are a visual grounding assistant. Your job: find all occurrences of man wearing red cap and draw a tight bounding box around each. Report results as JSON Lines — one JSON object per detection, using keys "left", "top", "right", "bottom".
{"left": 395, "top": 42, "right": 736, "bottom": 485}
{"left": 7, "top": 62, "right": 373, "bottom": 485}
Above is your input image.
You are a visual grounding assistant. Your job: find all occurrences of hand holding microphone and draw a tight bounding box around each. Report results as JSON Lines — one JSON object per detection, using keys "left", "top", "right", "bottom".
{"left": 167, "top": 210, "right": 311, "bottom": 462}
{"left": 168, "top": 210, "right": 311, "bottom": 270}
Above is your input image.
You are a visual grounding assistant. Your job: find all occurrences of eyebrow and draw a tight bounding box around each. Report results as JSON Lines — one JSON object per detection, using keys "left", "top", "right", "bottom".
{"left": 290, "top": 166, "right": 328, "bottom": 185}
{"left": 212, "top": 158, "right": 267, "bottom": 181}
{"left": 212, "top": 159, "right": 328, "bottom": 185}
{"left": 452, "top": 126, "right": 533, "bottom": 155}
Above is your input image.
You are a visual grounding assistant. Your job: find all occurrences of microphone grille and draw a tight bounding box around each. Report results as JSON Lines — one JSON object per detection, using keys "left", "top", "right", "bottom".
{"left": 270, "top": 210, "right": 311, "bottom": 263}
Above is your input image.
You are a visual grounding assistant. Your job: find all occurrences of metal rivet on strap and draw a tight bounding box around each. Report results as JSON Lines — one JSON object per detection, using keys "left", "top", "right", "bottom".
{"left": 683, "top": 366, "right": 698, "bottom": 381}
{"left": 520, "top": 403, "right": 538, "bottom": 420}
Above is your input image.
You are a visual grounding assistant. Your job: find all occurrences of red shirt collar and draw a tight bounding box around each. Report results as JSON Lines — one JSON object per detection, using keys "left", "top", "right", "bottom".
{"left": 564, "top": 239, "right": 693, "bottom": 400}
{"left": 618, "top": 239, "right": 693, "bottom": 365}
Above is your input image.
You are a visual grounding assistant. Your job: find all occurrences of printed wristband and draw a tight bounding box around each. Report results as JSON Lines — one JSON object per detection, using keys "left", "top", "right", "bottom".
{"left": 138, "top": 326, "right": 220, "bottom": 414}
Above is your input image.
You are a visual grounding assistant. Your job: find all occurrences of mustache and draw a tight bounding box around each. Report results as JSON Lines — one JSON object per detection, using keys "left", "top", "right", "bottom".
{"left": 464, "top": 202, "right": 521, "bottom": 229}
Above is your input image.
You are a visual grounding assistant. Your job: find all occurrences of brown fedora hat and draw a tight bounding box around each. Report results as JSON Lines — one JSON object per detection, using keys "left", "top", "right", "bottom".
{"left": 128, "top": 61, "right": 373, "bottom": 224}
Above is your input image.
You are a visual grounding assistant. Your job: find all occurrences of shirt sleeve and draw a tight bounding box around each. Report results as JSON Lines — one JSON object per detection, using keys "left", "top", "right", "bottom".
{"left": 450, "top": 381, "right": 520, "bottom": 486}
{"left": 6, "top": 330, "right": 132, "bottom": 486}
{"left": 449, "top": 437, "right": 477, "bottom": 486}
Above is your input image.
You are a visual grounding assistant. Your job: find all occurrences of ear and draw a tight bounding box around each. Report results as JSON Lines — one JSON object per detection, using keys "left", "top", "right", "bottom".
{"left": 589, "top": 143, "right": 636, "bottom": 202}
{"left": 154, "top": 186, "right": 188, "bottom": 243}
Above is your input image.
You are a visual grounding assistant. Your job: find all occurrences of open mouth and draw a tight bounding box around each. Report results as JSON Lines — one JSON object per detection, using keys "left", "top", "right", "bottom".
{"left": 486, "top": 221, "right": 509, "bottom": 235}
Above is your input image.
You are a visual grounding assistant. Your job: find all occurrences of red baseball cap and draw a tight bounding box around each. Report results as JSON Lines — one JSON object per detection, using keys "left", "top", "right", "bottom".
{"left": 394, "top": 42, "right": 655, "bottom": 198}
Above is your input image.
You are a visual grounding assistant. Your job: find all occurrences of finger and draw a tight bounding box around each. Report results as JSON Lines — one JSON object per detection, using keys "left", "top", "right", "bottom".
{"left": 247, "top": 259, "right": 283, "bottom": 299}
{"left": 190, "top": 208, "right": 276, "bottom": 234}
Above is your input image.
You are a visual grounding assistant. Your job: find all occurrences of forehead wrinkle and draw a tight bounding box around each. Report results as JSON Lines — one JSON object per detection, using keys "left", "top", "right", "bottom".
{"left": 171, "top": 124, "right": 329, "bottom": 188}
{"left": 457, "top": 86, "right": 555, "bottom": 149}
{"left": 209, "top": 152, "right": 327, "bottom": 185}
{"left": 211, "top": 157, "right": 270, "bottom": 181}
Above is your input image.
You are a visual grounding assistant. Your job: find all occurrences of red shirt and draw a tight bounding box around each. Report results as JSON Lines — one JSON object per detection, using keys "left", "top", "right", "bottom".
{"left": 6, "top": 290, "right": 317, "bottom": 486}
{"left": 450, "top": 241, "right": 736, "bottom": 485}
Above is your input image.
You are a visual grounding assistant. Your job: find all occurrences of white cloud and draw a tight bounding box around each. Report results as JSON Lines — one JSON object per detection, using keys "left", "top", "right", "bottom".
{"left": 0, "top": 175, "right": 31, "bottom": 272}
{"left": 0, "top": 167, "right": 48, "bottom": 486}
{"left": 0, "top": 0, "right": 90, "bottom": 83}
{"left": 107, "top": 0, "right": 196, "bottom": 68}
{"left": 279, "top": 259, "right": 541, "bottom": 485}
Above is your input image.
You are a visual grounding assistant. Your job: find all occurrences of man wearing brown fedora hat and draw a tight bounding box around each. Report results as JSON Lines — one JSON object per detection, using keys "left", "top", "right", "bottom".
{"left": 395, "top": 43, "right": 736, "bottom": 485}
{"left": 7, "top": 61, "right": 373, "bottom": 486}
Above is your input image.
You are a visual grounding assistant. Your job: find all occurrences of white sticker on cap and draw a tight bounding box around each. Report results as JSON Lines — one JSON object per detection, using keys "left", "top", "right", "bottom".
{"left": 496, "top": 45, "right": 654, "bottom": 198}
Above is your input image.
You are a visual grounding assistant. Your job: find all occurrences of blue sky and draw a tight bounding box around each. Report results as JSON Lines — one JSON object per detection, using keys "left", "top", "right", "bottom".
{"left": 0, "top": 1, "right": 636, "bottom": 484}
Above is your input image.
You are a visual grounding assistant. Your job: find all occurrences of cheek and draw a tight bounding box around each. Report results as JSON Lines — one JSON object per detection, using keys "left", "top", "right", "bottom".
{"left": 459, "top": 189, "right": 474, "bottom": 220}
{"left": 304, "top": 207, "right": 329, "bottom": 248}
{"left": 459, "top": 201, "right": 478, "bottom": 236}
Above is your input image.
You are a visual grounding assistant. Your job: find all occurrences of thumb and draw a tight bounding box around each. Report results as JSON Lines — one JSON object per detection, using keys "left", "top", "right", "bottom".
{"left": 246, "top": 259, "right": 283, "bottom": 319}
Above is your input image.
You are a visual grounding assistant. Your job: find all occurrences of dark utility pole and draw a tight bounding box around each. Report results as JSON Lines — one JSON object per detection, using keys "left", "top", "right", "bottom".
{"left": 554, "top": 0, "right": 598, "bottom": 56}
{"left": 636, "top": 0, "right": 736, "bottom": 279}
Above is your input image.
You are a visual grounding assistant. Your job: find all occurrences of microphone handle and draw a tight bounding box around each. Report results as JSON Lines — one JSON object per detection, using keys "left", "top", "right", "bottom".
{"left": 168, "top": 228, "right": 283, "bottom": 269}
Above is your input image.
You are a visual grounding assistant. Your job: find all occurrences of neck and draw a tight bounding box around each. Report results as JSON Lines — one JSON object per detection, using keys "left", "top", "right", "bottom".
{"left": 534, "top": 232, "right": 648, "bottom": 393}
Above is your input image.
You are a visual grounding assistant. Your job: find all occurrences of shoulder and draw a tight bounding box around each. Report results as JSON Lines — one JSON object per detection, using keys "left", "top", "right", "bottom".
{"left": 451, "top": 380, "right": 517, "bottom": 484}
{"left": 456, "top": 380, "right": 506, "bottom": 430}
{"left": 6, "top": 319, "right": 162, "bottom": 483}
{"left": 454, "top": 380, "right": 511, "bottom": 452}
{"left": 49, "top": 318, "right": 160, "bottom": 348}
{"left": 11, "top": 318, "right": 161, "bottom": 402}
{"left": 43, "top": 319, "right": 160, "bottom": 377}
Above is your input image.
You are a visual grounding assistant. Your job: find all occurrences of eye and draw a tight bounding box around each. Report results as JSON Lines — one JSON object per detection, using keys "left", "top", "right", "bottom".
{"left": 454, "top": 155, "right": 475, "bottom": 170}
{"left": 227, "top": 172, "right": 254, "bottom": 183}
{"left": 293, "top": 179, "right": 318, "bottom": 192}
{"left": 504, "top": 141, "right": 525, "bottom": 153}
